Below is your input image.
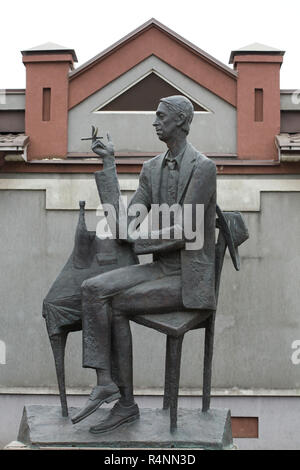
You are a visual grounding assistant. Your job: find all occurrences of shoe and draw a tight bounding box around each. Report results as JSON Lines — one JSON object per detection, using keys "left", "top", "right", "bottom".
{"left": 71, "top": 383, "right": 121, "bottom": 424}
{"left": 89, "top": 401, "right": 139, "bottom": 434}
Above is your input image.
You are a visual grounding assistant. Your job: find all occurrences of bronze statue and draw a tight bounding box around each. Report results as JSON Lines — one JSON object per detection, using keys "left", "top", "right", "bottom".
{"left": 71, "top": 95, "right": 218, "bottom": 433}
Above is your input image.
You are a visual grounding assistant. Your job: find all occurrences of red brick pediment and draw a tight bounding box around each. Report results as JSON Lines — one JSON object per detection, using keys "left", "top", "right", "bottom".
{"left": 68, "top": 19, "right": 237, "bottom": 109}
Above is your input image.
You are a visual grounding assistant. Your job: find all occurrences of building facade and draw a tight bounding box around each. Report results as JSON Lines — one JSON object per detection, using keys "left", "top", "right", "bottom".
{"left": 0, "top": 19, "right": 300, "bottom": 449}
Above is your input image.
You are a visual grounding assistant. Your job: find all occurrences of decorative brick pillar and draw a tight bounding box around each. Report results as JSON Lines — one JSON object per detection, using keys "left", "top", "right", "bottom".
{"left": 22, "top": 44, "right": 77, "bottom": 160}
{"left": 230, "top": 44, "right": 285, "bottom": 160}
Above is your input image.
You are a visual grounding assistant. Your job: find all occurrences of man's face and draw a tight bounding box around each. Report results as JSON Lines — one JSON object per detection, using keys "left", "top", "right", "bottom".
{"left": 153, "top": 102, "right": 179, "bottom": 142}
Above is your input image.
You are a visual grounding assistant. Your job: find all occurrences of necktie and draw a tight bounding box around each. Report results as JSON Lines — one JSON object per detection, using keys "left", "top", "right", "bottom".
{"left": 166, "top": 157, "right": 178, "bottom": 207}
{"left": 166, "top": 158, "right": 176, "bottom": 170}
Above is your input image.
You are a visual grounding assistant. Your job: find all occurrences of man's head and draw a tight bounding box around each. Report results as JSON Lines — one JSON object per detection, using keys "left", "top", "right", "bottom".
{"left": 153, "top": 95, "right": 194, "bottom": 143}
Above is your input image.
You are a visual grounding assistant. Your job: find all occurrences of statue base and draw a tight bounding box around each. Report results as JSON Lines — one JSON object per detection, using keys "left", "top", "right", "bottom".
{"left": 18, "top": 405, "right": 233, "bottom": 450}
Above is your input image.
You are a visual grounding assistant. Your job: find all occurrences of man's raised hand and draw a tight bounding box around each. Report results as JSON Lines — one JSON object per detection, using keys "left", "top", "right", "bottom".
{"left": 91, "top": 132, "right": 115, "bottom": 159}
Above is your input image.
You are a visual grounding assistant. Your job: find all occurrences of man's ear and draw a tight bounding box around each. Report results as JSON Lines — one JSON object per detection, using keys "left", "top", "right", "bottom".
{"left": 176, "top": 112, "right": 186, "bottom": 127}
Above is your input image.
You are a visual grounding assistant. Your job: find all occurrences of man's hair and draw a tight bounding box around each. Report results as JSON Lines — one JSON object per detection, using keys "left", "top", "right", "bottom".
{"left": 159, "top": 95, "right": 194, "bottom": 135}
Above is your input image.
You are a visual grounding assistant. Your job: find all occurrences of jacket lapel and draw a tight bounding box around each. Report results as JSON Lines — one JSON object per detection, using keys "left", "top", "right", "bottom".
{"left": 151, "top": 151, "right": 167, "bottom": 204}
{"left": 177, "top": 143, "right": 197, "bottom": 203}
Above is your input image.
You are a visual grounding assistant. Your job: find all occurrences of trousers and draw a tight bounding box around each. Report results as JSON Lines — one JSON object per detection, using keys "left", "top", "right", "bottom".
{"left": 81, "top": 261, "right": 184, "bottom": 387}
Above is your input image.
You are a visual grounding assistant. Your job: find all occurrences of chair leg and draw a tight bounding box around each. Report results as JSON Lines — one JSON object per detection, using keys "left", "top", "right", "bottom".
{"left": 202, "top": 314, "right": 215, "bottom": 412}
{"left": 163, "top": 335, "right": 172, "bottom": 410}
{"left": 48, "top": 331, "right": 69, "bottom": 417}
{"left": 164, "top": 335, "right": 184, "bottom": 433}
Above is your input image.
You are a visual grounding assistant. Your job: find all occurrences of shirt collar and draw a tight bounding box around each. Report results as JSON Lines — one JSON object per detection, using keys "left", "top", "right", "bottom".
{"left": 164, "top": 145, "right": 187, "bottom": 168}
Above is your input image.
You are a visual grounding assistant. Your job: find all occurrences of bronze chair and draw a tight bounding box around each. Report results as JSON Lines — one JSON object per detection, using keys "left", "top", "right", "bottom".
{"left": 129, "top": 217, "right": 227, "bottom": 432}
{"left": 43, "top": 202, "right": 247, "bottom": 431}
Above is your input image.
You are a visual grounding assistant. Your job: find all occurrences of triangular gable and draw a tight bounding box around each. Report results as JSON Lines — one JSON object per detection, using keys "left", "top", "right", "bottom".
{"left": 96, "top": 72, "right": 207, "bottom": 112}
{"left": 68, "top": 19, "right": 237, "bottom": 110}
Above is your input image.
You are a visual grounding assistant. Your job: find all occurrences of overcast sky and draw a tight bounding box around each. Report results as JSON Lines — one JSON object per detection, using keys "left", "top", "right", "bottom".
{"left": 0, "top": 0, "right": 299, "bottom": 89}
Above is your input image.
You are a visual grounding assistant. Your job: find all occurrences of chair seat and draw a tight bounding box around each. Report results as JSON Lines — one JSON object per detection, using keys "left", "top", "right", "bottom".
{"left": 131, "top": 310, "right": 212, "bottom": 337}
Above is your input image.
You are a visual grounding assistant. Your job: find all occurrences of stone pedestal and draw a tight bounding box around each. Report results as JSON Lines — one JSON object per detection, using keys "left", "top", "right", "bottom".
{"left": 18, "top": 405, "right": 233, "bottom": 450}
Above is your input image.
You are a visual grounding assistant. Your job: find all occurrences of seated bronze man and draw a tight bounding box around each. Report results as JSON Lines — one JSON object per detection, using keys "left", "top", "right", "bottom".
{"left": 71, "top": 95, "right": 217, "bottom": 433}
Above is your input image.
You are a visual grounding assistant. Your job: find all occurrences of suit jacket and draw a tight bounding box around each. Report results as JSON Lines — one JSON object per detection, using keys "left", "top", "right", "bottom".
{"left": 95, "top": 142, "right": 217, "bottom": 310}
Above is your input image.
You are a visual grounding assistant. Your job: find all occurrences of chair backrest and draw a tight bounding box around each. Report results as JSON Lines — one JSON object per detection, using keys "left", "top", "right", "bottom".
{"left": 214, "top": 206, "right": 249, "bottom": 302}
{"left": 214, "top": 226, "right": 227, "bottom": 303}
